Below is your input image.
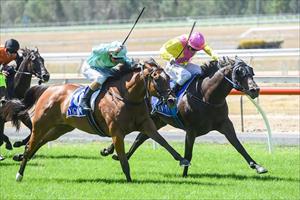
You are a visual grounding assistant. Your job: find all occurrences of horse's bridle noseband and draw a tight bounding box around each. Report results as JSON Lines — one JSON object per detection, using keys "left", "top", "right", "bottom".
{"left": 217, "top": 60, "right": 254, "bottom": 93}
{"left": 15, "top": 51, "right": 47, "bottom": 84}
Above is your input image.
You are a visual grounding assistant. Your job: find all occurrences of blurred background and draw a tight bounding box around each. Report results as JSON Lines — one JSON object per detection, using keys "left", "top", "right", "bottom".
{"left": 0, "top": 0, "right": 299, "bottom": 134}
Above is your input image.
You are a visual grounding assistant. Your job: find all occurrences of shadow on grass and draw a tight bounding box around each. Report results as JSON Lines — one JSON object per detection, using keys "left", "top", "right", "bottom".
{"left": 32, "top": 177, "right": 221, "bottom": 186}
{"left": 160, "top": 172, "right": 299, "bottom": 183}
{"left": 0, "top": 162, "right": 42, "bottom": 167}
{"left": 34, "top": 154, "right": 100, "bottom": 160}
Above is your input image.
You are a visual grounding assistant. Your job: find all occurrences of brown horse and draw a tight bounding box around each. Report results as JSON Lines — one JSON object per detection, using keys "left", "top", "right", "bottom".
{"left": 0, "top": 48, "right": 49, "bottom": 156}
{"left": 101, "top": 56, "right": 268, "bottom": 176}
{"left": 5, "top": 58, "right": 189, "bottom": 182}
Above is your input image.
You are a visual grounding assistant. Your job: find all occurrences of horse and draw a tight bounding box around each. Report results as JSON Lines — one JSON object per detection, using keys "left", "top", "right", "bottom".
{"left": 101, "top": 56, "right": 268, "bottom": 177}
{"left": 4, "top": 58, "right": 190, "bottom": 182}
{"left": 0, "top": 48, "right": 50, "bottom": 158}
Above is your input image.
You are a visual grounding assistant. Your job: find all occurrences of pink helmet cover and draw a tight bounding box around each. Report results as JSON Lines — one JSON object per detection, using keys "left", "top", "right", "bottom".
{"left": 188, "top": 32, "right": 205, "bottom": 50}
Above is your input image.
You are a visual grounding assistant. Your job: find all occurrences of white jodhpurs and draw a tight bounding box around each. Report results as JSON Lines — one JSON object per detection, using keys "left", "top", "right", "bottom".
{"left": 81, "top": 61, "right": 108, "bottom": 84}
{"left": 164, "top": 62, "right": 202, "bottom": 86}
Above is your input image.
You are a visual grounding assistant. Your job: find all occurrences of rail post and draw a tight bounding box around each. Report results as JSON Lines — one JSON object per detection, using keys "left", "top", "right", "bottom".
{"left": 240, "top": 95, "right": 244, "bottom": 132}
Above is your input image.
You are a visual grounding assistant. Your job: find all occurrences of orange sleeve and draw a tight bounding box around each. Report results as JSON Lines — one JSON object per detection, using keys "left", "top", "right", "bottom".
{"left": 0, "top": 47, "right": 16, "bottom": 65}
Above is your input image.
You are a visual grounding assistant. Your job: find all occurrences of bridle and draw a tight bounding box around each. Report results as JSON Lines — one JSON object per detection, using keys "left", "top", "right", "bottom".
{"left": 15, "top": 50, "right": 48, "bottom": 84}
{"left": 139, "top": 62, "right": 172, "bottom": 103}
{"left": 108, "top": 62, "right": 172, "bottom": 106}
{"left": 217, "top": 57, "right": 255, "bottom": 93}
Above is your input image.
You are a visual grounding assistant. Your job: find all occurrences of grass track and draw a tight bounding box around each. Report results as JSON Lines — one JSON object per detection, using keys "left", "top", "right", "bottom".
{"left": 0, "top": 142, "right": 299, "bottom": 200}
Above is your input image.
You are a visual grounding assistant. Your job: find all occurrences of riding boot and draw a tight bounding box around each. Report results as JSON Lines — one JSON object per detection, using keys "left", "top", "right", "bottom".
{"left": 80, "top": 87, "right": 95, "bottom": 111}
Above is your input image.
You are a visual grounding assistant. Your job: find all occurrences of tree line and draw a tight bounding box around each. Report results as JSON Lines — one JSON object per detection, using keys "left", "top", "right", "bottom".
{"left": 1, "top": 0, "right": 299, "bottom": 27}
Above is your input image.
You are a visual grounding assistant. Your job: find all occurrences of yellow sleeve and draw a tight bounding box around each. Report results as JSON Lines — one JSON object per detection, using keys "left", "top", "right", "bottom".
{"left": 160, "top": 38, "right": 184, "bottom": 61}
{"left": 203, "top": 44, "right": 218, "bottom": 61}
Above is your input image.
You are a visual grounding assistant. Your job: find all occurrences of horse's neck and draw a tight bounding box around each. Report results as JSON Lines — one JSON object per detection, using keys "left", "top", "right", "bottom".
{"left": 199, "top": 66, "right": 232, "bottom": 104}
{"left": 209, "top": 77, "right": 232, "bottom": 103}
{"left": 115, "top": 71, "right": 146, "bottom": 103}
{"left": 14, "top": 59, "right": 32, "bottom": 99}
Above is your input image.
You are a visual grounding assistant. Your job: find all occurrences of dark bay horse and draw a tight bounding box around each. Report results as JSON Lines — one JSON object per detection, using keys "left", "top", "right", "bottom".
{"left": 5, "top": 59, "right": 189, "bottom": 182}
{"left": 0, "top": 48, "right": 49, "bottom": 155}
{"left": 101, "top": 56, "right": 268, "bottom": 176}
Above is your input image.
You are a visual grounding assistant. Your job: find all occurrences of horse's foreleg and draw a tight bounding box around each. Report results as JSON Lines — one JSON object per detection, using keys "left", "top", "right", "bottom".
{"left": 112, "top": 135, "right": 132, "bottom": 182}
{"left": 141, "top": 120, "right": 190, "bottom": 167}
{"left": 218, "top": 119, "right": 268, "bottom": 174}
{"left": 111, "top": 132, "right": 150, "bottom": 161}
{"left": 14, "top": 112, "right": 32, "bottom": 148}
{"left": 182, "top": 133, "right": 196, "bottom": 177}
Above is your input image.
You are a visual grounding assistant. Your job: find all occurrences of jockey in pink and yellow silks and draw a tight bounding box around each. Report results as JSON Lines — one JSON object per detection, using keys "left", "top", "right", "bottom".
{"left": 160, "top": 32, "right": 218, "bottom": 92}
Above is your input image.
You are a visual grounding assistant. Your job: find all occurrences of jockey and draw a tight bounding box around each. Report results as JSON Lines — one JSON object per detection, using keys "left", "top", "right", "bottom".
{"left": 160, "top": 32, "right": 218, "bottom": 92}
{"left": 80, "top": 41, "right": 133, "bottom": 111}
{"left": 0, "top": 39, "right": 20, "bottom": 98}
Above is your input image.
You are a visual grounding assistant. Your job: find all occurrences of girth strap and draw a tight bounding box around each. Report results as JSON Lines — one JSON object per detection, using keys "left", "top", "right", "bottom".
{"left": 86, "top": 110, "right": 108, "bottom": 137}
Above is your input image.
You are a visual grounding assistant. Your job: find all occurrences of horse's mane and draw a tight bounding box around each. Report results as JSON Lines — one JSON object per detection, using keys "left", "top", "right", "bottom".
{"left": 199, "top": 60, "right": 219, "bottom": 77}
{"left": 106, "top": 58, "right": 159, "bottom": 81}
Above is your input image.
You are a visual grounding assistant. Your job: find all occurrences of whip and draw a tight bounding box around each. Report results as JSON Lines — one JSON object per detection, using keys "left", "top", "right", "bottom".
{"left": 175, "top": 21, "right": 197, "bottom": 59}
{"left": 122, "top": 7, "right": 146, "bottom": 45}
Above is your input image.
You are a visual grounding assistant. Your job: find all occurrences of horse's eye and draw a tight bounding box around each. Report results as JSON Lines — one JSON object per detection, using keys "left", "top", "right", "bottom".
{"left": 30, "top": 54, "right": 36, "bottom": 60}
{"left": 151, "top": 71, "right": 160, "bottom": 79}
{"left": 238, "top": 68, "right": 247, "bottom": 77}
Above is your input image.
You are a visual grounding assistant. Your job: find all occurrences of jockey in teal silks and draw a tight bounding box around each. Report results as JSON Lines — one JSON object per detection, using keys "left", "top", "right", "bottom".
{"left": 80, "top": 41, "right": 133, "bottom": 111}
{"left": 160, "top": 32, "right": 218, "bottom": 92}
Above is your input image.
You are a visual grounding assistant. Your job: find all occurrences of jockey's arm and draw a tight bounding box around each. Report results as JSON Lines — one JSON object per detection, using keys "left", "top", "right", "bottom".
{"left": 203, "top": 44, "right": 218, "bottom": 61}
{"left": 160, "top": 38, "right": 183, "bottom": 62}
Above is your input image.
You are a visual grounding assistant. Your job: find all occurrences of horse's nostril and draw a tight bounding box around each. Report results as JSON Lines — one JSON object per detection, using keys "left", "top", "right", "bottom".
{"left": 42, "top": 74, "right": 50, "bottom": 81}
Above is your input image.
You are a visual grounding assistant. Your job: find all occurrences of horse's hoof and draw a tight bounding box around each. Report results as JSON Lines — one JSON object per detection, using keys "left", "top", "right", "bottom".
{"left": 0, "top": 155, "right": 5, "bottom": 161}
{"left": 13, "top": 141, "right": 24, "bottom": 148}
{"left": 100, "top": 149, "right": 109, "bottom": 157}
{"left": 100, "top": 148, "right": 113, "bottom": 157}
{"left": 5, "top": 142, "right": 13, "bottom": 150}
{"left": 16, "top": 172, "right": 23, "bottom": 182}
{"left": 13, "top": 154, "right": 23, "bottom": 162}
{"left": 179, "top": 159, "right": 190, "bottom": 167}
{"left": 256, "top": 166, "right": 268, "bottom": 174}
{"left": 112, "top": 154, "right": 119, "bottom": 161}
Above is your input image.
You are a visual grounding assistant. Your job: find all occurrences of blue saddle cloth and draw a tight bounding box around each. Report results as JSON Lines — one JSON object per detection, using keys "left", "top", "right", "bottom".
{"left": 66, "top": 86, "right": 101, "bottom": 118}
{"left": 151, "top": 75, "right": 198, "bottom": 128}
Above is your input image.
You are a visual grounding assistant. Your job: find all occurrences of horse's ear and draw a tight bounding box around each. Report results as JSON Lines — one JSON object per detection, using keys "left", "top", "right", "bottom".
{"left": 34, "top": 47, "right": 39, "bottom": 52}
{"left": 145, "top": 57, "right": 159, "bottom": 67}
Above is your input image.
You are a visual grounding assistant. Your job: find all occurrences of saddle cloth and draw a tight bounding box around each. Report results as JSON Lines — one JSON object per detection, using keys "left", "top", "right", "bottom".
{"left": 66, "top": 86, "right": 101, "bottom": 118}
{"left": 150, "top": 75, "right": 198, "bottom": 128}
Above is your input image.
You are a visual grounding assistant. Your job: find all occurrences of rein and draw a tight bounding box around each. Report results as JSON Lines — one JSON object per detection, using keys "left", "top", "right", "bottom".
{"left": 15, "top": 56, "right": 39, "bottom": 77}
{"left": 216, "top": 62, "right": 240, "bottom": 90}
{"left": 107, "top": 63, "right": 152, "bottom": 106}
{"left": 186, "top": 76, "right": 226, "bottom": 107}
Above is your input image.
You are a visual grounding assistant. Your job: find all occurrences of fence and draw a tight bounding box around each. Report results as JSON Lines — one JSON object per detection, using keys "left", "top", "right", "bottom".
{"left": 42, "top": 48, "right": 300, "bottom": 61}
{"left": 230, "top": 88, "right": 300, "bottom": 153}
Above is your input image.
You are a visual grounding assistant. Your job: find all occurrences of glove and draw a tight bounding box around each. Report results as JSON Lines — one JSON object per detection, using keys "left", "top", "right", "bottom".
{"left": 1, "top": 70, "right": 9, "bottom": 77}
{"left": 211, "top": 54, "right": 218, "bottom": 61}
{"left": 169, "top": 58, "right": 176, "bottom": 65}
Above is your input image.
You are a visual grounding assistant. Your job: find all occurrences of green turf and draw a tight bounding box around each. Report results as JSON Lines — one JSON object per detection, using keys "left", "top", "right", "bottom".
{"left": 0, "top": 142, "right": 299, "bottom": 200}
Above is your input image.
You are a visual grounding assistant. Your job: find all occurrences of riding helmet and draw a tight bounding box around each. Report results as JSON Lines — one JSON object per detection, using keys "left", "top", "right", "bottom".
{"left": 188, "top": 32, "right": 205, "bottom": 51}
{"left": 5, "top": 39, "right": 20, "bottom": 54}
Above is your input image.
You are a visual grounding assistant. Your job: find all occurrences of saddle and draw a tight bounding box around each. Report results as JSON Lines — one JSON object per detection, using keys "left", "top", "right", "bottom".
{"left": 66, "top": 86, "right": 102, "bottom": 118}
{"left": 151, "top": 75, "right": 200, "bottom": 129}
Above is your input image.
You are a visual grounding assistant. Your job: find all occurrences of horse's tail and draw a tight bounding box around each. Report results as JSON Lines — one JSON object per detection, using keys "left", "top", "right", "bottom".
{"left": 1, "top": 85, "right": 48, "bottom": 130}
